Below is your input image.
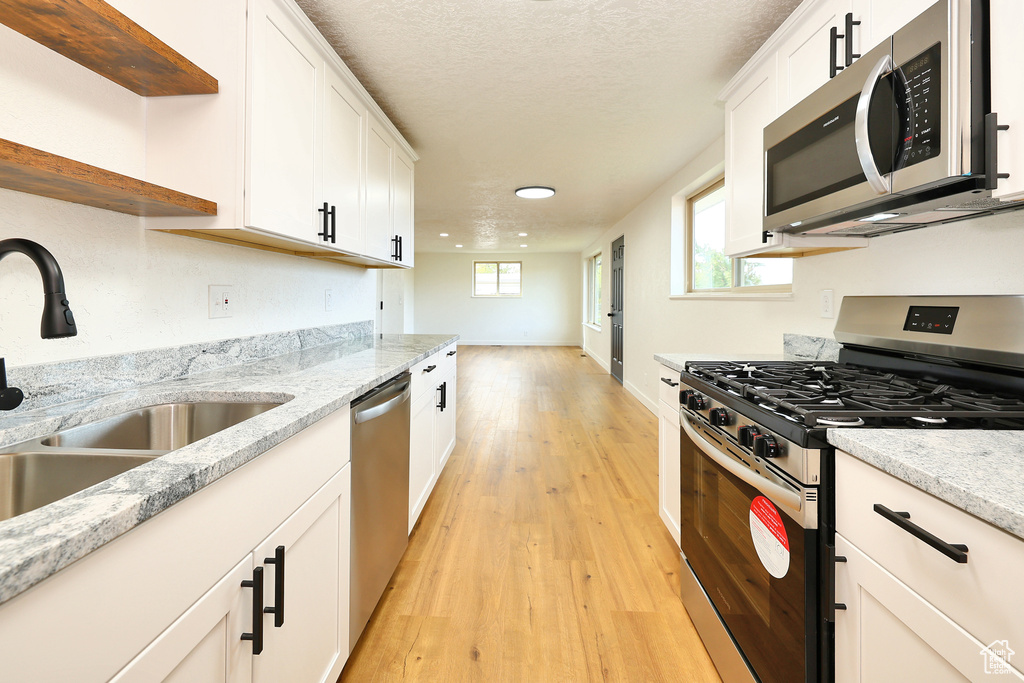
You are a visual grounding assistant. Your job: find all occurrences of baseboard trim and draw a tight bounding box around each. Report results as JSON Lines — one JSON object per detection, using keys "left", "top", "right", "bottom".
{"left": 624, "top": 379, "right": 657, "bottom": 416}
{"left": 583, "top": 346, "right": 611, "bottom": 372}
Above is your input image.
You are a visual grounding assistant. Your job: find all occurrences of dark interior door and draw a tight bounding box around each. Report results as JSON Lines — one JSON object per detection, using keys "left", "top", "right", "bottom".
{"left": 609, "top": 236, "right": 624, "bottom": 384}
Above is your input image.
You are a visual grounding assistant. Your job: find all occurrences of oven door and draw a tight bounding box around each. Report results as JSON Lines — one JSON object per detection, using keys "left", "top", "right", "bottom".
{"left": 679, "top": 413, "right": 819, "bottom": 683}
{"left": 763, "top": 39, "right": 910, "bottom": 233}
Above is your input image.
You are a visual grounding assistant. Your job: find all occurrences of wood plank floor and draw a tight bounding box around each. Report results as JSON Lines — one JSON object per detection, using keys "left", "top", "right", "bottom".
{"left": 340, "top": 346, "right": 721, "bottom": 682}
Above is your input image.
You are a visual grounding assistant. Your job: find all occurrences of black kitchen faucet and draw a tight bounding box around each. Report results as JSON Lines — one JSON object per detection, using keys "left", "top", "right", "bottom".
{"left": 0, "top": 238, "right": 77, "bottom": 410}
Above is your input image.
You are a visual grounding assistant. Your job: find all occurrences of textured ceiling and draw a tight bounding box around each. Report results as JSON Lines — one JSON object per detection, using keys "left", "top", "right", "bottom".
{"left": 296, "top": 0, "right": 803, "bottom": 253}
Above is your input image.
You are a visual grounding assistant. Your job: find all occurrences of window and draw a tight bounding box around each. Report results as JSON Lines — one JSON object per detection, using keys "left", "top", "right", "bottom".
{"left": 473, "top": 261, "right": 522, "bottom": 297}
{"left": 686, "top": 178, "right": 792, "bottom": 294}
{"left": 585, "top": 253, "right": 602, "bottom": 325}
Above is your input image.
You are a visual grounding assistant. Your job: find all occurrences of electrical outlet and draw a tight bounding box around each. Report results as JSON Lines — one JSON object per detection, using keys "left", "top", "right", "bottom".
{"left": 820, "top": 289, "right": 835, "bottom": 319}
{"left": 209, "top": 285, "right": 234, "bottom": 319}
{"left": 325, "top": 289, "right": 334, "bottom": 312}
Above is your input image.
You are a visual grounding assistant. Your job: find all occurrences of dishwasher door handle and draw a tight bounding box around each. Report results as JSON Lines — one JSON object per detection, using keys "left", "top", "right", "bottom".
{"left": 354, "top": 382, "right": 411, "bottom": 424}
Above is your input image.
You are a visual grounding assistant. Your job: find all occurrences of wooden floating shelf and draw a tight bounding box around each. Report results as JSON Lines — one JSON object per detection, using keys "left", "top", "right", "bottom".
{"left": 0, "top": 138, "right": 217, "bottom": 217}
{"left": 0, "top": 0, "right": 217, "bottom": 96}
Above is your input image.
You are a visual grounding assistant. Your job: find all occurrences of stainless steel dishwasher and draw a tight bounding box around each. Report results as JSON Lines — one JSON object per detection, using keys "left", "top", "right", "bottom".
{"left": 349, "top": 371, "right": 411, "bottom": 651}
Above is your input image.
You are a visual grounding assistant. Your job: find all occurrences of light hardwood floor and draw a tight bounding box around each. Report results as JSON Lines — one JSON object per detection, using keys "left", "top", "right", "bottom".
{"left": 340, "top": 346, "right": 721, "bottom": 682}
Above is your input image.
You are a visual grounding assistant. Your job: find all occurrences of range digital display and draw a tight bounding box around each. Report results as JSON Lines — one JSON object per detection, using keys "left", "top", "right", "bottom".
{"left": 903, "top": 306, "right": 958, "bottom": 334}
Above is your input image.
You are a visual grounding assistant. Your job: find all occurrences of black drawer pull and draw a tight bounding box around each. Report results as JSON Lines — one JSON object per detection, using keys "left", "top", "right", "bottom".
{"left": 423, "top": 364, "right": 436, "bottom": 373}
{"left": 873, "top": 504, "right": 969, "bottom": 564}
{"left": 660, "top": 377, "right": 679, "bottom": 387}
{"left": 447, "top": 350, "right": 457, "bottom": 357}
{"left": 263, "top": 545, "right": 285, "bottom": 627}
{"left": 241, "top": 566, "right": 265, "bottom": 654}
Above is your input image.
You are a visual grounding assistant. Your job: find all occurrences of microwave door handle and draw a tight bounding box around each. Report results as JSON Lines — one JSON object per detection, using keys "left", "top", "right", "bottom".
{"left": 680, "top": 412, "right": 802, "bottom": 513}
{"left": 854, "top": 53, "right": 895, "bottom": 195}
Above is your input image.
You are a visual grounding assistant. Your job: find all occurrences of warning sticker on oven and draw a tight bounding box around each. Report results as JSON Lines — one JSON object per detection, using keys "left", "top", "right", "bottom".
{"left": 750, "top": 495, "right": 790, "bottom": 579}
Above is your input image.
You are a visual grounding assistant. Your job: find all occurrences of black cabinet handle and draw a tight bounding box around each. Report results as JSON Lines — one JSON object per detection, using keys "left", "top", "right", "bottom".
{"left": 241, "top": 566, "right": 265, "bottom": 655}
{"left": 447, "top": 350, "right": 456, "bottom": 357}
{"left": 317, "top": 203, "right": 336, "bottom": 243}
{"left": 829, "top": 26, "right": 843, "bottom": 78}
{"left": 263, "top": 545, "right": 285, "bottom": 628}
{"left": 424, "top": 364, "right": 436, "bottom": 373}
{"left": 660, "top": 377, "right": 679, "bottom": 387}
{"left": 873, "top": 504, "right": 969, "bottom": 563}
{"left": 844, "top": 13, "right": 861, "bottom": 67}
{"left": 397, "top": 235, "right": 403, "bottom": 261}
{"left": 985, "top": 112, "right": 1011, "bottom": 191}
{"left": 391, "top": 235, "right": 402, "bottom": 261}
{"left": 437, "top": 381, "right": 447, "bottom": 411}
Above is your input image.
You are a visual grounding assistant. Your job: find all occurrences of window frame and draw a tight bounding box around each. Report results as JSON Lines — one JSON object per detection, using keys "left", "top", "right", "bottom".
{"left": 684, "top": 177, "right": 792, "bottom": 295}
{"left": 472, "top": 260, "right": 523, "bottom": 298}
{"left": 585, "top": 252, "right": 602, "bottom": 327}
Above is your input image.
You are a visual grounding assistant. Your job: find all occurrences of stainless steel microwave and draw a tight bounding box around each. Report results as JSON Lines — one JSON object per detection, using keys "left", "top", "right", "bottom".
{"left": 763, "top": 0, "right": 1022, "bottom": 238}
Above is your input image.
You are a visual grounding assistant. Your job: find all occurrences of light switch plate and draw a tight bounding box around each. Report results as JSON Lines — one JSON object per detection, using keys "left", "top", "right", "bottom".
{"left": 820, "top": 289, "right": 835, "bottom": 319}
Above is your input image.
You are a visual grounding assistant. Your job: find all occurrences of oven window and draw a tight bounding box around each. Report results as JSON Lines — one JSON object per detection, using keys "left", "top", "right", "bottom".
{"left": 681, "top": 432, "right": 816, "bottom": 682}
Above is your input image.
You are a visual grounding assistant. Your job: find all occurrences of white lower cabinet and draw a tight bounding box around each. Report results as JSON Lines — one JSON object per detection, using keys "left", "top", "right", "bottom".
{"left": 409, "top": 345, "right": 458, "bottom": 532}
{"left": 0, "top": 407, "right": 352, "bottom": 683}
{"left": 834, "top": 450, "right": 1024, "bottom": 682}
{"left": 656, "top": 364, "right": 681, "bottom": 547}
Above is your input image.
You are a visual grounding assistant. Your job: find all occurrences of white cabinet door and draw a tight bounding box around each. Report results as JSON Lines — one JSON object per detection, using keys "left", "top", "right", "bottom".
{"left": 365, "top": 120, "right": 394, "bottom": 261}
{"left": 252, "top": 464, "right": 350, "bottom": 683}
{"left": 409, "top": 388, "right": 436, "bottom": 532}
{"left": 991, "top": 0, "right": 1024, "bottom": 201}
{"left": 724, "top": 59, "right": 779, "bottom": 257}
{"left": 777, "top": 0, "right": 851, "bottom": 114}
{"left": 323, "top": 67, "right": 366, "bottom": 253}
{"left": 435, "top": 369, "right": 457, "bottom": 473}
{"left": 657, "top": 399, "right": 681, "bottom": 548}
{"left": 834, "top": 534, "right": 1021, "bottom": 682}
{"left": 247, "top": 0, "right": 323, "bottom": 242}
{"left": 850, "top": 0, "right": 934, "bottom": 55}
{"left": 111, "top": 558, "right": 252, "bottom": 683}
{"left": 393, "top": 148, "right": 415, "bottom": 267}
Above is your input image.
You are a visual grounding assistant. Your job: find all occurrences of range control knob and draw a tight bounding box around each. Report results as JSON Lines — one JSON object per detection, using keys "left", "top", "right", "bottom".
{"left": 753, "top": 434, "right": 781, "bottom": 459}
{"left": 679, "top": 389, "right": 695, "bottom": 406}
{"left": 709, "top": 407, "right": 730, "bottom": 426}
{"left": 737, "top": 425, "right": 761, "bottom": 447}
{"left": 687, "top": 394, "right": 708, "bottom": 411}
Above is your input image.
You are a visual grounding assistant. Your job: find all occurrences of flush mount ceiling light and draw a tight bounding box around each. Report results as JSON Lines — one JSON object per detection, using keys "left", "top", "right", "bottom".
{"left": 518, "top": 232, "right": 528, "bottom": 236}
{"left": 520, "top": 244, "right": 528, "bottom": 248}
{"left": 440, "top": 233, "right": 449, "bottom": 237}
{"left": 455, "top": 244, "right": 463, "bottom": 248}
{"left": 515, "top": 186, "right": 555, "bottom": 199}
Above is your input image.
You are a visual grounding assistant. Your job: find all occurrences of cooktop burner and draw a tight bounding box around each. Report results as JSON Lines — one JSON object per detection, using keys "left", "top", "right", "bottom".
{"left": 684, "top": 360, "right": 1024, "bottom": 429}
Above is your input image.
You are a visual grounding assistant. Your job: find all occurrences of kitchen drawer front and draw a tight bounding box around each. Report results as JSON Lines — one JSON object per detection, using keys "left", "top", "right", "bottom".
{"left": 836, "top": 450, "right": 1024, "bottom": 650}
{"left": 658, "top": 364, "right": 681, "bottom": 407}
{"left": 410, "top": 351, "right": 441, "bottom": 400}
{"left": 437, "top": 343, "right": 458, "bottom": 379}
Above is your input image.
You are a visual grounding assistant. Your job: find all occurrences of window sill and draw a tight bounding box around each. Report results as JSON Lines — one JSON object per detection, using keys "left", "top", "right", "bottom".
{"left": 582, "top": 322, "right": 602, "bottom": 331}
{"left": 669, "top": 291, "right": 794, "bottom": 302}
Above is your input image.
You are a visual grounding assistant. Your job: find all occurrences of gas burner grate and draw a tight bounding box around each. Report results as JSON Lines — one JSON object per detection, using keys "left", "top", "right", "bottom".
{"left": 684, "top": 360, "right": 1024, "bottom": 429}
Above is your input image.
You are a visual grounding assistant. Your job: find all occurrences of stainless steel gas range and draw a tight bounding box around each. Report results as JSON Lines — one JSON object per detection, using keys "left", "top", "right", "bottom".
{"left": 676, "top": 296, "right": 1024, "bottom": 683}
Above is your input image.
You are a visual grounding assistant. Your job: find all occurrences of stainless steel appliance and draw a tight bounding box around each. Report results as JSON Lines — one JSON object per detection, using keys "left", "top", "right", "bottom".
{"left": 763, "top": 0, "right": 1023, "bottom": 239}
{"left": 677, "top": 295, "right": 1024, "bottom": 682}
{"left": 349, "top": 371, "right": 411, "bottom": 651}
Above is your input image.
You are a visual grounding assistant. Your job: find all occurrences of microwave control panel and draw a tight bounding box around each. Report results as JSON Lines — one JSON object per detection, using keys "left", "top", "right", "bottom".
{"left": 898, "top": 42, "right": 942, "bottom": 169}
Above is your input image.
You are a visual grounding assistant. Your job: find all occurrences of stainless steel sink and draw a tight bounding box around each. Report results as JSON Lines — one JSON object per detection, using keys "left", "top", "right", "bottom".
{"left": 40, "top": 401, "right": 282, "bottom": 452}
{"left": 0, "top": 450, "right": 157, "bottom": 522}
{"left": 0, "top": 400, "right": 284, "bottom": 522}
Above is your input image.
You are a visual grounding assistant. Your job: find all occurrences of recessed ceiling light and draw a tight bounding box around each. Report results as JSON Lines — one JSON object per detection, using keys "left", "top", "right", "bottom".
{"left": 455, "top": 244, "right": 463, "bottom": 248}
{"left": 520, "top": 244, "right": 528, "bottom": 248}
{"left": 518, "top": 232, "right": 528, "bottom": 237}
{"left": 515, "top": 186, "right": 555, "bottom": 199}
{"left": 440, "top": 233, "right": 449, "bottom": 237}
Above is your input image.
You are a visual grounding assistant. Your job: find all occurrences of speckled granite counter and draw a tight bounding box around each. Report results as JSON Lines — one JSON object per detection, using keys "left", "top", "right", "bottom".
{"left": 0, "top": 333, "right": 457, "bottom": 605}
{"left": 828, "top": 429, "right": 1024, "bottom": 541}
{"left": 655, "top": 333, "right": 838, "bottom": 373}
{"left": 654, "top": 353, "right": 786, "bottom": 373}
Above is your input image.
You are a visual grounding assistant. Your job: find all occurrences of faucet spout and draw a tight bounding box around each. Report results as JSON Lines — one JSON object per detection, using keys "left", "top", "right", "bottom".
{"left": 0, "top": 238, "right": 77, "bottom": 338}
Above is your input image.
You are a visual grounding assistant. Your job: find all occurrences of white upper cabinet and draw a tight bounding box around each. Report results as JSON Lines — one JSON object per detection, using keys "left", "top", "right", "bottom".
{"left": 724, "top": 59, "right": 779, "bottom": 257}
{"left": 777, "top": 0, "right": 851, "bottom": 114}
{"left": 990, "top": 0, "right": 1024, "bottom": 201}
{"left": 850, "top": 0, "right": 935, "bottom": 55}
{"left": 246, "top": 0, "right": 323, "bottom": 243}
{"left": 393, "top": 149, "right": 415, "bottom": 267}
{"left": 365, "top": 121, "right": 395, "bottom": 262}
{"left": 323, "top": 66, "right": 366, "bottom": 254}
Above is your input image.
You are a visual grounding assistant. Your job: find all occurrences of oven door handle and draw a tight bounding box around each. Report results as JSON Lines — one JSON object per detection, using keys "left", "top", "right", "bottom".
{"left": 680, "top": 413, "right": 803, "bottom": 513}
{"left": 854, "top": 53, "right": 895, "bottom": 195}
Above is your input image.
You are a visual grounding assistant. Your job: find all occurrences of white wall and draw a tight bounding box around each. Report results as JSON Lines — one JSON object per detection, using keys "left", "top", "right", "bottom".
{"left": 413, "top": 252, "right": 581, "bottom": 345}
{"left": 582, "top": 136, "right": 1024, "bottom": 413}
{"left": 0, "top": 4, "right": 375, "bottom": 367}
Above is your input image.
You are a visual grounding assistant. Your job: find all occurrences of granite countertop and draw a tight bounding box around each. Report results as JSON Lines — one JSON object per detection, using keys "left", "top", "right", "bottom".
{"left": 828, "top": 429, "right": 1024, "bottom": 541}
{"left": 0, "top": 333, "right": 458, "bottom": 605}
